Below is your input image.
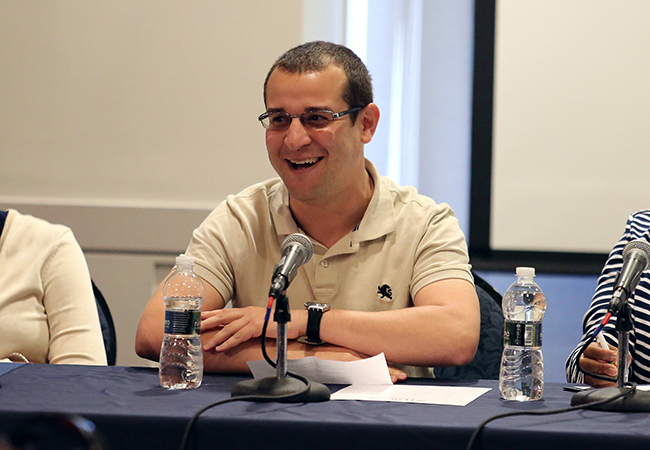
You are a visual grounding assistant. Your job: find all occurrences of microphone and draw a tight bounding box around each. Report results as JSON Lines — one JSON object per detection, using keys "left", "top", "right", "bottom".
{"left": 231, "top": 233, "right": 329, "bottom": 403}
{"left": 269, "top": 233, "right": 313, "bottom": 299}
{"left": 573, "top": 238, "right": 650, "bottom": 412}
{"left": 607, "top": 239, "right": 650, "bottom": 314}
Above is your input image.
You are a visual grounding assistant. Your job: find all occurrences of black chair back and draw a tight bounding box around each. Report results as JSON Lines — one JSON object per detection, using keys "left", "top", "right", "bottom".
{"left": 92, "top": 281, "right": 117, "bottom": 366}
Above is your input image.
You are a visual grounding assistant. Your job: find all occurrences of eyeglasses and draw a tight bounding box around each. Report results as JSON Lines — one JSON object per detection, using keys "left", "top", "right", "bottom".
{"left": 258, "top": 107, "right": 363, "bottom": 131}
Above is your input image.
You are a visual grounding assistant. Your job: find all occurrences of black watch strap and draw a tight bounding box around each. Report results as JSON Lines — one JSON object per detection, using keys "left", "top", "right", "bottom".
{"left": 305, "top": 307, "right": 325, "bottom": 344}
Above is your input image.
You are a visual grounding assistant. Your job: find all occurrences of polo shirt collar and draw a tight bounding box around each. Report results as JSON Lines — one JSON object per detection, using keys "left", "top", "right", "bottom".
{"left": 354, "top": 158, "right": 396, "bottom": 242}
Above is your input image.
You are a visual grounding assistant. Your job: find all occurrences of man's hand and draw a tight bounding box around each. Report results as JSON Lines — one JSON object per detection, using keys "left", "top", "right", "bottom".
{"left": 580, "top": 342, "right": 618, "bottom": 387}
{"left": 387, "top": 366, "right": 408, "bottom": 383}
{"left": 201, "top": 307, "right": 269, "bottom": 352}
{"left": 201, "top": 306, "right": 307, "bottom": 352}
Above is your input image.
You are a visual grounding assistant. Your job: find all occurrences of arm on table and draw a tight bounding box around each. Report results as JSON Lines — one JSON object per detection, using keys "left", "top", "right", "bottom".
{"left": 204, "top": 278, "right": 480, "bottom": 369}
{"left": 135, "top": 274, "right": 391, "bottom": 377}
{"left": 317, "top": 278, "right": 480, "bottom": 367}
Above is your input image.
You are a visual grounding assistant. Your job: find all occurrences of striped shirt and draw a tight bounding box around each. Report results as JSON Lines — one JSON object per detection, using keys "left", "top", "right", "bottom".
{"left": 566, "top": 210, "right": 650, "bottom": 384}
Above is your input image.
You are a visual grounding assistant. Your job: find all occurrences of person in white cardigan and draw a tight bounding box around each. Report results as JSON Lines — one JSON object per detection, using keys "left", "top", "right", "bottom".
{"left": 0, "top": 209, "right": 106, "bottom": 365}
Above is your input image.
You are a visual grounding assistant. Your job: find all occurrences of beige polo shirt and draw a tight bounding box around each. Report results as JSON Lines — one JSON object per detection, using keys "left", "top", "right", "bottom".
{"left": 187, "top": 159, "right": 473, "bottom": 313}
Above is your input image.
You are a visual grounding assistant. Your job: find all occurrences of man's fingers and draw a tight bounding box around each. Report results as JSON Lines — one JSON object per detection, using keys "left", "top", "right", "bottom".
{"left": 388, "top": 366, "right": 407, "bottom": 383}
{"left": 203, "top": 313, "right": 268, "bottom": 351}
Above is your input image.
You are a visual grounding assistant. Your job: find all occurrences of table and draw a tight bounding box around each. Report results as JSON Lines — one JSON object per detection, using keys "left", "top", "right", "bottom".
{"left": 1, "top": 363, "right": 649, "bottom": 450}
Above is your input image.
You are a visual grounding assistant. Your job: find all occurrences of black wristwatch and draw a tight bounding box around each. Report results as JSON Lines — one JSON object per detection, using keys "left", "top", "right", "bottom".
{"left": 299, "top": 301, "right": 330, "bottom": 345}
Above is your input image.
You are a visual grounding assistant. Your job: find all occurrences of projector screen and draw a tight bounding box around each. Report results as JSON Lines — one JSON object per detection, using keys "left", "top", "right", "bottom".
{"left": 470, "top": 0, "right": 650, "bottom": 272}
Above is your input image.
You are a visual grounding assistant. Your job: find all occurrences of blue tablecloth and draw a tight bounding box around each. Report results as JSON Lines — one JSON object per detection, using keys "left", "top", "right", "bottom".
{"left": 1, "top": 364, "right": 649, "bottom": 450}
{"left": 0, "top": 362, "right": 21, "bottom": 376}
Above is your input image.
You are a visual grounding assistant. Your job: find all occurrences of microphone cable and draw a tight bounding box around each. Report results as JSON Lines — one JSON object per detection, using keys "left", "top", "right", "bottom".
{"left": 179, "top": 296, "right": 311, "bottom": 450}
{"left": 466, "top": 310, "right": 634, "bottom": 450}
{"left": 465, "top": 383, "right": 636, "bottom": 450}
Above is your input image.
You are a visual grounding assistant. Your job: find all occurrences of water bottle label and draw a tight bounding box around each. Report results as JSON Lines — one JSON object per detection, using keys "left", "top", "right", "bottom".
{"left": 504, "top": 321, "right": 542, "bottom": 347}
{"left": 164, "top": 310, "right": 201, "bottom": 335}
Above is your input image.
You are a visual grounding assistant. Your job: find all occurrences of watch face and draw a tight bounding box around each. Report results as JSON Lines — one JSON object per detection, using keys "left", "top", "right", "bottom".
{"left": 304, "top": 301, "right": 330, "bottom": 311}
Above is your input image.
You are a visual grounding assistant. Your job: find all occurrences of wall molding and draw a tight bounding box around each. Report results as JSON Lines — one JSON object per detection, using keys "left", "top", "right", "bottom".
{"left": 3, "top": 202, "right": 212, "bottom": 255}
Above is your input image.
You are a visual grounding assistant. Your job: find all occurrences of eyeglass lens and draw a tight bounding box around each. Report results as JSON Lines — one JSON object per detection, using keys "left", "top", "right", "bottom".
{"left": 261, "top": 111, "right": 335, "bottom": 130}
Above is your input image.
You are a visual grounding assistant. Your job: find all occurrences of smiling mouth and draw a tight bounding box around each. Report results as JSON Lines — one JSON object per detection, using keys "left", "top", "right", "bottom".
{"left": 288, "top": 157, "right": 322, "bottom": 170}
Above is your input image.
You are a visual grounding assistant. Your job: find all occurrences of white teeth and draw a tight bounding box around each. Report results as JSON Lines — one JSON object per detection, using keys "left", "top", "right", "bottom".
{"left": 289, "top": 158, "right": 318, "bottom": 165}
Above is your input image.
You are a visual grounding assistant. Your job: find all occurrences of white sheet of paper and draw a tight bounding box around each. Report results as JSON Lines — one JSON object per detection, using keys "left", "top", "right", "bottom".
{"left": 331, "top": 384, "right": 491, "bottom": 406}
{"left": 247, "top": 353, "right": 392, "bottom": 385}
{"left": 247, "top": 353, "right": 490, "bottom": 406}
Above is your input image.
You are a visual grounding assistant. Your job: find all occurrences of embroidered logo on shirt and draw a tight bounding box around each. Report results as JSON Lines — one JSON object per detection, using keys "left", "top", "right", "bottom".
{"left": 377, "top": 284, "right": 393, "bottom": 301}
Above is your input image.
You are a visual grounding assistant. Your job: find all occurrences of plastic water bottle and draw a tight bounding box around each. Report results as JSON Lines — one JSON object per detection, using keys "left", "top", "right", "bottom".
{"left": 159, "top": 255, "right": 205, "bottom": 389}
{"left": 499, "top": 267, "right": 547, "bottom": 401}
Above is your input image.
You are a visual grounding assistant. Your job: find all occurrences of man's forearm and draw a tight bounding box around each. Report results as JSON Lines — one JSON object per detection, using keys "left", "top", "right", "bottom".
{"left": 317, "top": 307, "right": 475, "bottom": 367}
{"left": 202, "top": 339, "right": 365, "bottom": 373}
{"left": 316, "top": 281, "right": 481, "bottom": 367}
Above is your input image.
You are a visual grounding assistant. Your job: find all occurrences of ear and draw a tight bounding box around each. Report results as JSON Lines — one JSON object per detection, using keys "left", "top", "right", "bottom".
{"left": 358, "top": 103, "right": 380, "bottom": 144}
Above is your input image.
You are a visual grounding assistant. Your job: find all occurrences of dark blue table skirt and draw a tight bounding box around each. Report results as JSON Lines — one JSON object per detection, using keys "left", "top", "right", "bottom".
{"left": 0, "top": 362, "right": 20, "bottom": 376}
{"left": 1, "top": 364, "right": 649, "bottom": 450}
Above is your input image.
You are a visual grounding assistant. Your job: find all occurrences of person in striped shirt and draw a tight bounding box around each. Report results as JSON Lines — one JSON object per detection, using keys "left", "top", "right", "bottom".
{"left": 566, "top": 210, "right": 650, "bottom": 386}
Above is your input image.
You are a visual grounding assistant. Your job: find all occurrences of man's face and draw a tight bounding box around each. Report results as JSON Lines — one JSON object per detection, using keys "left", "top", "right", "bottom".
{"left": 264, "top": 65, "right": 367, "bottom": 205}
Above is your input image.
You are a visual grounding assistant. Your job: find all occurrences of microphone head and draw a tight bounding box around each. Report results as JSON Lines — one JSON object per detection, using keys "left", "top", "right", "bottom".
{"left": 281, "top": 233, "right": 314, "bottom": 265}
{"left": 622, "top": 239, "right": 650, "bottom": 271}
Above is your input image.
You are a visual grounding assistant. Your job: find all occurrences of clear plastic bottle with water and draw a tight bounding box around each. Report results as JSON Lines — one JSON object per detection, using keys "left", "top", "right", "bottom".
{"left": 159, "top": 255, "right": 205, "bottom": 389}
{"left": 499, "top": 267, "right": 547, "bottom": 401}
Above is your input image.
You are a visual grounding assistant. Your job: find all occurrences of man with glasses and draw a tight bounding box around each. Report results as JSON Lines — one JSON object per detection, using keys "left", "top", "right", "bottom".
{"left": 136, "top": 41, "right": 479, "bottom": 382}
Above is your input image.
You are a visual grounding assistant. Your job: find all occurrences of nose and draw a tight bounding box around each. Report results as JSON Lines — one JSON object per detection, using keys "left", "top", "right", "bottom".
{"left": 284, "top": 117, "right": 312, "bottom": 151}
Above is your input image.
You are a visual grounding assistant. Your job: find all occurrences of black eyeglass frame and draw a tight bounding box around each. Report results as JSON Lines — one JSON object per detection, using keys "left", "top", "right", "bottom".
{"left": 258, "top": 106, "right": 364, "bottom": 130}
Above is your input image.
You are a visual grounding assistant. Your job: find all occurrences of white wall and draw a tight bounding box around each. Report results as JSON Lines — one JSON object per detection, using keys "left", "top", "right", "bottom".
{"left": 0, "top": 0, "right": 302, "bottom": 208}
{"left": 0, "top": 1, "right": 305, "bottom": 366}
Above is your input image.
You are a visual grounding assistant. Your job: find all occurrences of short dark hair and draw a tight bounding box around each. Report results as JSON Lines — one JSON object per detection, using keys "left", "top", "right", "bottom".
{"left": 263, "top": 41, "right": 373, "bottom": 122}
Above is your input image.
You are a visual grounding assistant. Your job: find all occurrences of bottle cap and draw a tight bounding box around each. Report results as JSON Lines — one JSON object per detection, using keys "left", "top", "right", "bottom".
{"left": 175, "top": 254, "right": 194, "bottom": 266}
{"left": 516, "top": 267, "right": 535, "bottom": 278}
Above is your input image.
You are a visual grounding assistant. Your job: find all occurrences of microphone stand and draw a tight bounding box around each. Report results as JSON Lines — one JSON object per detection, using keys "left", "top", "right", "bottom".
{"left": 616, "top": 304, "right": 632, "bottom": 388}
{"left": 572, "top": 303, "right": 650, "bottom": 411}
{"left": 231, "top": 294, "right": 330, "bottom": 402}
